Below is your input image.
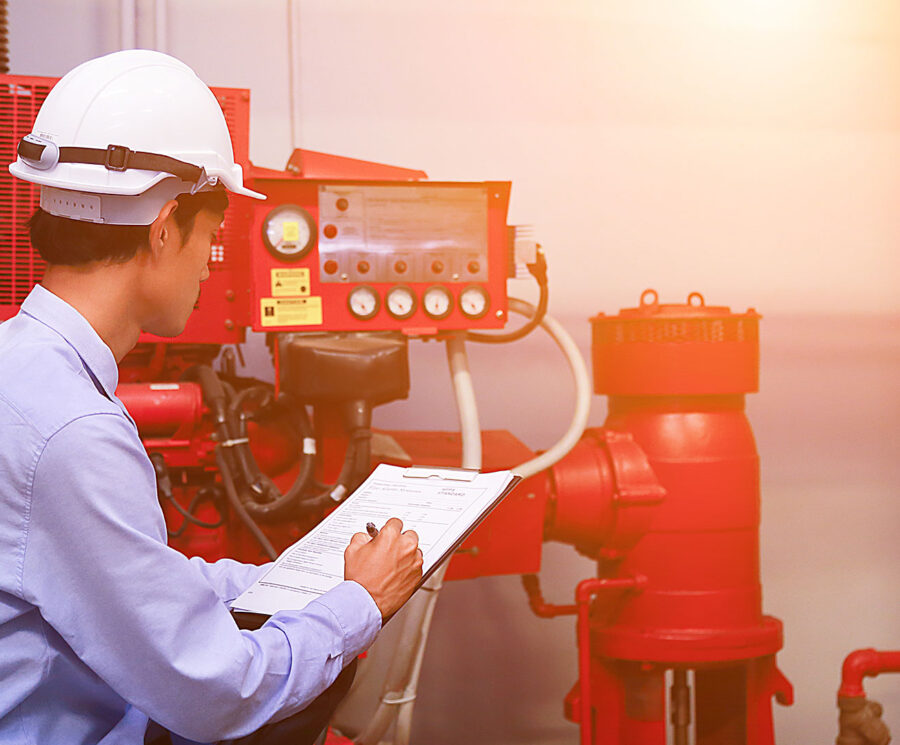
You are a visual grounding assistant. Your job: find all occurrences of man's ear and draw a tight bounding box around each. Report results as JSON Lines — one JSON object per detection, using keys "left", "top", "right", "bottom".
{"left": 147, "top": 200, "right": 180, "bottom": 260}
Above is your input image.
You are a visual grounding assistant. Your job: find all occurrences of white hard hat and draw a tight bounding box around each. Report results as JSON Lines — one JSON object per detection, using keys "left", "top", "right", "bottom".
{"left": 9, "top": 49, "right": 265, "bottom": 225}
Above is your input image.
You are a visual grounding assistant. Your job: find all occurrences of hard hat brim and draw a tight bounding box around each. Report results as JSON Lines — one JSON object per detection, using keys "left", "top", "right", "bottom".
{"left": 223, "top": 179, "right": 266, "bottom": 200}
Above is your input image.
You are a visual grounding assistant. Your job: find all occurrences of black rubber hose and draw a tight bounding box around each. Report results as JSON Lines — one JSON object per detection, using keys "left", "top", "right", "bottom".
{"left": 167, "top": 489, "right": 225, "bottom": 538}
{"left": 187, "top": 368, "right": 268, "bottom": 504}
{"left": 466, "top": 249, "right": 548, "bottom": 344}
{"left": 242, "top": 451, "right": 316, "bottom": 519}
{"left": 192, "top": 365, "right": 369, "bottom": 521}
{"left": 150, "top": 453, "right": 224, "bottom": 535}
{"left": 164, "top": 489, "right": 225, "bottom": 531}
{"left": 216, "top": 448, "right": 278, "bottom": 560}
{"left": 295, "top": 428, "right": 371, "bottom": 515}
{"left": 184, "top": 365, "right": 237, "bottom": 470}
{"left": 226, "top": 385, "right": 272, "bottom": 501}
{"left": 190, "top": 365, "right": 229, "bottom": 423}
{"left": 181, "top": 366, "right": 277, "bottom": 555}
{"left": 230, "top": 388, "right": 319, "bottom": 519}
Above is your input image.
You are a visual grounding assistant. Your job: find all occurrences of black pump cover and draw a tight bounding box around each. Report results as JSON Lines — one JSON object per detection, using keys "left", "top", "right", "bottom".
{"left": 279, "top": 334, "right": 409, "bottom": 405}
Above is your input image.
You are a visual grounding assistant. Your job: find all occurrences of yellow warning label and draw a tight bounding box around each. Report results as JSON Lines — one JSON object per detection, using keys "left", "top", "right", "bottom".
{"left": 270, "top": 268, "right": 310, "bottom": 297}
{"left": 282, "top": 221, "right": 300, "bottom": 242}
{"left": 260, "top": 297, "right": 323, "bottom": 327}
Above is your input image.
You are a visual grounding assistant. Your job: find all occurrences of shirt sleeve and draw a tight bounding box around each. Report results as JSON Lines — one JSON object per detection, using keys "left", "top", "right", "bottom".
{"left": 21, "top": 413, "right": 382, "bottom": 742}
{"left": 187, "top": 556, "right": 272, "bottom": 604}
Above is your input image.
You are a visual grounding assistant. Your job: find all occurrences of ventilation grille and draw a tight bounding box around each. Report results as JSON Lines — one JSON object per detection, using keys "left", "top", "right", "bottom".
{"left": 210, "top": 88, "right": 250, "bottom": 273}
{"left": 593, "top": 317, "right": 759, "bottom": 345}
{"left": 0, "top": 79, "right": 51, "bottom": 306}
{"left": 0, "top": 77, "right": 251, "bottom": 313}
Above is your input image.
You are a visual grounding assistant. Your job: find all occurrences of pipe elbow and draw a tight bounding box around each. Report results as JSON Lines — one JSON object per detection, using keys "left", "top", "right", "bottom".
{"left": 840, "top": 648, "right": 881, "bottom": 698}
{"left": 839, "top": 648, "right": 900, "bottom": 699}
{"left": 575, "top": 574, "right": 647, "bottom": 605}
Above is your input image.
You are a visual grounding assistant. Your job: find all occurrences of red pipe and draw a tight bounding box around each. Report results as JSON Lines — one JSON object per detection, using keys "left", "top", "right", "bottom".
{"left": 521, "top": 575, "right": 577, "bottom": 618}
{"left": 576, "top": 575, "right": 647, "bottom": 745}
{"left": 116, "top": 382, "right": 204, "bottom": 437}
{"left": 838, "top": 648, "right": 900, "bottom": 698}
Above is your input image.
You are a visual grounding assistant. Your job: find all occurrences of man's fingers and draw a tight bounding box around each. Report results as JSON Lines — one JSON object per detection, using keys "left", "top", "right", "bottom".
{"left": 401, "top": 529, "right": 419, "bottom": 547}
{"left": 382, "top": 517, "right": 404, "bottom": 536}
{"left": 348, "top": 532, "right": 369, "bottom": 549}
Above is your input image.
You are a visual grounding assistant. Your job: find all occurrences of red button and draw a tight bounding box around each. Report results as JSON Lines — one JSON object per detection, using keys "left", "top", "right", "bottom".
{"left": 357, "top": 260, "right": 370, "bottom": 274}
{"left": 394, "top": 260, "right": 408, "bottom": 274}
{"left": 323, "top": 260, "right": 338, "bottom": 274}
{"left": 323, "top": 224, "right": 338, "bottom": 239}
{"left": 431, "top": 260, "right": 444, "bottom": 274}
{"left": 467, "top": 261, "right": 480, "bottom": 274}
{"left": 336, "top": 198, "right": 349, "bottom": 211}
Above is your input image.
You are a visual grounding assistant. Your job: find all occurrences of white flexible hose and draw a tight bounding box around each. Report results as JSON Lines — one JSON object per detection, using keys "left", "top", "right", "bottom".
{"left": 392, "top": 333, "right": 482, "bottom": 744}
{"left": 351, "top": 333, "right": 481, "bottom": 745}
{"left": 444, "top": 332, "right": 483, "bottom": 470}
{"left": 389, "top": 317, "right": 588, "bottom": 739}
{"left": 506, "top": 298, "right": 592, "bottom": 478}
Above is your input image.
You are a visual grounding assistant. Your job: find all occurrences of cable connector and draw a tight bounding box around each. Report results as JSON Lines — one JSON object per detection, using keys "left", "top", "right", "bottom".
{"left": 381, "top": 692, "right": 418, "bottom": 706}
{"left": 512, "top": 226, "right": 540, "bottom": 279}
{"left": 218, "top": 437, "right": 250, "bottom": 448}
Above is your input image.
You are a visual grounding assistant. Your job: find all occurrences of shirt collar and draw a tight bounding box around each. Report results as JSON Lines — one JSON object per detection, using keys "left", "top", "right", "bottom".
{"left": 20, "top": 284, "right": 120, "bottom": 398}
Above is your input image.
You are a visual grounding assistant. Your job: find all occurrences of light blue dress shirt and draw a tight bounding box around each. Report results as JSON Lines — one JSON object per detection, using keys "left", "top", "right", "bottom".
{"left": 0, "top": 285, "right": 381, "bottom": 745}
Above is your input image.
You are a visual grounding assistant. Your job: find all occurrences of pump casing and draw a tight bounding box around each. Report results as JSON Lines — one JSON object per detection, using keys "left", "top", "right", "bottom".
{"left": 548, "top": 290, "right": 792, "bottom": 745}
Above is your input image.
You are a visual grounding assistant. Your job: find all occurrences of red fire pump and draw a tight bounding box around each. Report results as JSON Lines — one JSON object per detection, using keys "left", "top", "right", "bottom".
{"left": 2, "top": 73, "right": 896, "bottom": 744}
{"left": 528, "top": 289, "right": 793, "bottom": 745}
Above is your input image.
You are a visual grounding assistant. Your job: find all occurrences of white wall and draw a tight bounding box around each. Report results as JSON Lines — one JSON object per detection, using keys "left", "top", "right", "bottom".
{"left": 9, "top": 1, "right": 900, "bottom": 743}
{"left": 15, "top": 1, "right": 899, "bottom": 315}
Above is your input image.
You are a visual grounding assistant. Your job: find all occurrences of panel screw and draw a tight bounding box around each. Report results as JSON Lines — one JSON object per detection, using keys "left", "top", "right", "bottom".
{"left": 224, "top": 319, "right": 235, "bottom": 330}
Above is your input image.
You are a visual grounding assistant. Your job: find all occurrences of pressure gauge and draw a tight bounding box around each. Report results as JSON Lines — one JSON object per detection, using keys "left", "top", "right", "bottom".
{"left": 386, "top": 286, "right": 417, "bottom": 320}
{"left": 347, "top": 285, "right": 380, "bottom": 320}
{"left": 262, "top": 204, "right": 317, "bottom": 262}
{"left": 423, "top": 286, "right": 453, "bottom": 320}
{"left": 459, "top": 285, "right": 490, "bottom": 319}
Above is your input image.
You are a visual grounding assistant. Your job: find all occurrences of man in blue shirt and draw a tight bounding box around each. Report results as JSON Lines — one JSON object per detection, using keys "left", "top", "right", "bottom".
{"left": 0, "top": 50, "right": 423, "bottom": 745}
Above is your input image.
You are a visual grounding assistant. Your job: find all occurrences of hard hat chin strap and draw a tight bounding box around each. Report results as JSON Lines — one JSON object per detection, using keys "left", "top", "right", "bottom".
{"left": 18, "top": 135, "right": 204, "bottom": 185}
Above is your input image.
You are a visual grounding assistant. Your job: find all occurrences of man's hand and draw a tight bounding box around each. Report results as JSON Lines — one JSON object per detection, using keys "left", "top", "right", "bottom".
{"left": 344, "top": 517, "right": 423, "bottom": 621}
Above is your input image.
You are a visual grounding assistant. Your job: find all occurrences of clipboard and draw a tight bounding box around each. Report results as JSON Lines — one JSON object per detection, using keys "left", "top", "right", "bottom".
{"left": 232, "top": 465, "right": 521, "bottom": 631}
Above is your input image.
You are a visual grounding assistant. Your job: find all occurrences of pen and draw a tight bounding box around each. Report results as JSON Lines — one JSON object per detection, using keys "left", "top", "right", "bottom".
{"left": 366, "top": 522, "right": 379, "bottom": 538}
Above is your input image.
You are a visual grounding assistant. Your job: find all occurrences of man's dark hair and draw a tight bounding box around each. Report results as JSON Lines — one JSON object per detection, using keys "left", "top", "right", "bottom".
{"left": 27, "top": 188, "right": 229, "bottom": 266}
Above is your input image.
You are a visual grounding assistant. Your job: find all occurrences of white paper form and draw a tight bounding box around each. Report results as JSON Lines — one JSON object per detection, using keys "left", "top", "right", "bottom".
{"left": 230, "top": 464, "right": 516, "bottom": 616}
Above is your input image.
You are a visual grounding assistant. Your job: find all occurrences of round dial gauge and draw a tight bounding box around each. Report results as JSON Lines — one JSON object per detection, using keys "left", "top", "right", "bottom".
{"left": 347, "top": 285, "right": 380, "bottom": 320}
{"left": 386, "top": 285, "right": 417, "bottom": 320}
{"left": 262, "top": 204, "right": 317, "bottom": 262}
{"left": 423, "top": 286, "right": 453, "bottom": 320}
{"left": 459, "top": 285, "right": 490, "bottom": 319}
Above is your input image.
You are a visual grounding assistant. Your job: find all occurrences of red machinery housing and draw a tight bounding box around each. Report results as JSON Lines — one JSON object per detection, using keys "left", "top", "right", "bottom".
{"left": 0, "top": 73, "right": 826, "bottom": 744}
{"left": 0, "top": 73, "right": 540, "bottom": 576}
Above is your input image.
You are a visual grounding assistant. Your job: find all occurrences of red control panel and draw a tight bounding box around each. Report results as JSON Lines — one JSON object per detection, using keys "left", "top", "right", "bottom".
{"left": 247, "top": 178, "right": 512, "bottom": 334}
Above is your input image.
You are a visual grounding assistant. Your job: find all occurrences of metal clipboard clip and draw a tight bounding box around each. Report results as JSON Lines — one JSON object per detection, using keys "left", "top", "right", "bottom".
{"left": 402, "top": 465, "right": 480, "bottom": 482}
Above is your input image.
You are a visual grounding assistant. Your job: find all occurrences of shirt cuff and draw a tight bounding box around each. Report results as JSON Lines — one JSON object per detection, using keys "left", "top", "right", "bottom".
{"left": 309, "top": 580, "right": 382, "bottom": 662}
